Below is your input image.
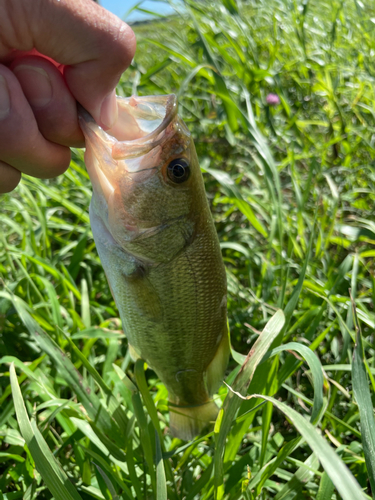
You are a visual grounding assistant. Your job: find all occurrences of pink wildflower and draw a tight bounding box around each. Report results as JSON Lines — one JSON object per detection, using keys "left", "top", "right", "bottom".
{"left": 266, "top": 93, "right": 280, "bottom": 106}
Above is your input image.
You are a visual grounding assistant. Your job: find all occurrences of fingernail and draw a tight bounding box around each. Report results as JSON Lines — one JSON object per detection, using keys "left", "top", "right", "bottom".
{"left": 100, "top": 89, "right": 118, "bottom": 129}
{"left": 13, "top": 65, "right": 52, "bottom": 108}
{"left": 0, "top": 75, "right": 10, "bottom": 120}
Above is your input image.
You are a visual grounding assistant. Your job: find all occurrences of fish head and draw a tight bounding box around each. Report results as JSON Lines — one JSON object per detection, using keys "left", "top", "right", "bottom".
{"left": 79, "top": 95, "right": 206, "bottom": 264}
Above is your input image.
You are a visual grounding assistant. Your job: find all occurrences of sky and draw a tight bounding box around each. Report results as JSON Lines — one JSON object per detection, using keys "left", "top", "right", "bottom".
{"left": 100, "top": 0, "right": 175, "bottom": 22}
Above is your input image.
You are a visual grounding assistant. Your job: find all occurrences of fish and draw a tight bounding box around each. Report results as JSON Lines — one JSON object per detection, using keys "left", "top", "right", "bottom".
{"left": 79, "top": 94, "right": 229, "bottom": 440}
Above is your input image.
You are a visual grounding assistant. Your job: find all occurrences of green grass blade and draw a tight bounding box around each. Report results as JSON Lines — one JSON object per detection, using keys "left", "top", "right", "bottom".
{"left": 352, "top": 299, "right": 375, "bottom": 494}
{"left": 155, "top": 431, "right": 167, "bottom": 500}
{"left": 10, "top": 363, "right": 83, "bottom": 500}
{"left": 316, "top": 471, "right": 335, "bottom": 500}
{"left": 282, "top": 221, "right": 315, "bottom": 333}
{"left": 78, "top": 445, "right": 132, "bottom": 498}
{"left": 81, "top": 278, "right": 91, "bottom": 328}
{"left": 131, "top": 390, "right": 157, "bottom": 493}
{"left": 134, "top": 359, "right": 164, "bottom": 444}
{"left": 126, "top": 429, "right": 144, "bottom": 500}
{"left": 267, "top": 342, "right": 325, "bottom": 423}
{"left": 94, "top": 463, "right": 120, "bottom": 500}
{"left": 249, "top": 436, "right": 302, "bottom": 496}
{"left": 274, "top": 453, "right": 320, "bottom": 500}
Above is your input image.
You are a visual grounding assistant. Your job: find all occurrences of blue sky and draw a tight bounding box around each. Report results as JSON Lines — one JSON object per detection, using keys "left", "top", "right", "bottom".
{"left": 101, "top": 0, "right": 175, "bottom": 22}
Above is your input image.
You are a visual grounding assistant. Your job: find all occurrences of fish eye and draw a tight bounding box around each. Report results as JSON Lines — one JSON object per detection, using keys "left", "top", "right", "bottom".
{"left": 167, "top": 158, "right": 190, "bottom": 184}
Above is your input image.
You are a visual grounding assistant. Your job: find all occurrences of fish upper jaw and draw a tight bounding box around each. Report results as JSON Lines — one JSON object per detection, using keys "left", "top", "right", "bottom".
{"left": 79, "top": 93, "right": 179, "bottom": 162}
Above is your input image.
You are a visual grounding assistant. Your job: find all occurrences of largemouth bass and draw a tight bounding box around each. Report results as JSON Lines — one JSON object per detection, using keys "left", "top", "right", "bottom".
{"left": 79, "top": 94, "right": 229, "bottom": 440}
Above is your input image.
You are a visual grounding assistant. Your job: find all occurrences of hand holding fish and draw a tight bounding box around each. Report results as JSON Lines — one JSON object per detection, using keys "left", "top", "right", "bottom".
{"left": 0, "top": 0, "right": 136, "bottom": 194}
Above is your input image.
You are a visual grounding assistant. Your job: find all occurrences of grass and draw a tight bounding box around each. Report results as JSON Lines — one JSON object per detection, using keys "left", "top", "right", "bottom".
{"left": 1, "top": 0, "right": 375, "bottom": 498}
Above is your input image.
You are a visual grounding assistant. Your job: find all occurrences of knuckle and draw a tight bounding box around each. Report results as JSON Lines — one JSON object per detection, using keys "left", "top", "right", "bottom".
{"left": 0, "top": 0, "right": 34, "bottom": 53}
{"left": 109, "top": 23, "right": 136, "bottom": 70}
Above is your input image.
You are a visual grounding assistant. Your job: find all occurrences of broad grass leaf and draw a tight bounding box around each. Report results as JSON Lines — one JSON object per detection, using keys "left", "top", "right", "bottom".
{"left": 25, "top": 177, "right": 90, "bottom": 223}
{"left": 232, "top": 341, "right": 324, "bottom": 424}
{"left": 12, "top": 252, "right": 81, "bottom": 300}
{"left": 134, "top": 361, "right": 177, "bottom": 495}
{"left": 220, "top": 242, "right": 250, "bottom": 259}
{"left": 131, "top": 390, "right": 157, "bottom": 492}
{"left": 33, "top": 275, "right": 63, "bottom": 330}
{"left": 177, "top": 64, "right": 215, "bottom": 98}
{"left": 0, "top": 355, "right": 46, "bottom": 409}
{"left": 185, "top": 461, "right": 214, "bottom": 500}
{"left": 69, "top": 417, "right": 133, "bottom": 500}
{"left": 222, "top": 0, "right": 238, "bottom": 15}
{"left": 187, "top": 8, "right": 239, "bottom": 132}
{"left": 214, "top": 309, "right": 285, "bottom": 499}
{"left": 77, "top": 445, "right": 131, "bottom": 496}
{"left": 233, "top": 391, "right": 366, "bottom": 500}
{"left": 283, "top": 222, "right": 316, "bottom": 332}
{"left": 140, "top": 58, "right": 173, "bottom": 85}
{"left": 126, "top": 427, "right": 144, "bottom": 500}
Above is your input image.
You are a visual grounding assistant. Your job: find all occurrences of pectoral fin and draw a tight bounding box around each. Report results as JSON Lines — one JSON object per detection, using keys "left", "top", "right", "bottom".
{"left": 128, "top": 344, "right": 142, "bottom": 362}
{"left": 204, "top": 324, "right": 230, "bottom": 395}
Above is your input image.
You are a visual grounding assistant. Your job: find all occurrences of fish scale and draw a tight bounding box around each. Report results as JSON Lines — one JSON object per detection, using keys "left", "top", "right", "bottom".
{"left": 79, "top": 94, "right": 229, "bottom": 440}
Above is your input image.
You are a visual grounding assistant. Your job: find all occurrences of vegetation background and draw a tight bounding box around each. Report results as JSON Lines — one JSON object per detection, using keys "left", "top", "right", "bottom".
{"left": 1, "top": 0, "right": 375, "bottom": 498}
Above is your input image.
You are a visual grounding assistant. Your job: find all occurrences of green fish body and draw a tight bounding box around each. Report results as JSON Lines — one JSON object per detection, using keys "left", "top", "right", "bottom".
{"left": 79, "top": 95, "right": 229, "bottom": 440}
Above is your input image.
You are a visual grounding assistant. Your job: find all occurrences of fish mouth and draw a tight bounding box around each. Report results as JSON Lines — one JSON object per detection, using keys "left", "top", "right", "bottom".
{"left": 79, "top": 94, "right": 192, "bottom": 247}
{"left": 78, "top": 94, "right": 179, "bottom": 161}
{"left": 78, "top": 94, "right": 185, "bottom": 206}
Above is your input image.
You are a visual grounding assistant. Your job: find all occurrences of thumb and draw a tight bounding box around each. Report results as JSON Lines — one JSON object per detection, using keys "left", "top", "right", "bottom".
{"left": 2, "top": 0, "right": 136, "bottom": 128}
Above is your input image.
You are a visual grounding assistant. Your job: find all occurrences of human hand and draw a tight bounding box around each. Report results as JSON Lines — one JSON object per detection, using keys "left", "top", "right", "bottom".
{"left": 0, "top": 0, "right": 136, "bottom": 193}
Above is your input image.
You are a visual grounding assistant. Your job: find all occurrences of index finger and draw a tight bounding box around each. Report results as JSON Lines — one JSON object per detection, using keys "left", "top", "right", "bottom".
{"left": 0, "top": 0, "right": 136, "bottom": 128}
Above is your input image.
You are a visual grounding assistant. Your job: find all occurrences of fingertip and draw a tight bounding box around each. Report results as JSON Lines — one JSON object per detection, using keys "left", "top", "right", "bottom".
{"left": 37, "top": 148, "right": 71, "bottom": 179}
{"left": 0, "top": 162, "right": 22, "bottom": 194}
